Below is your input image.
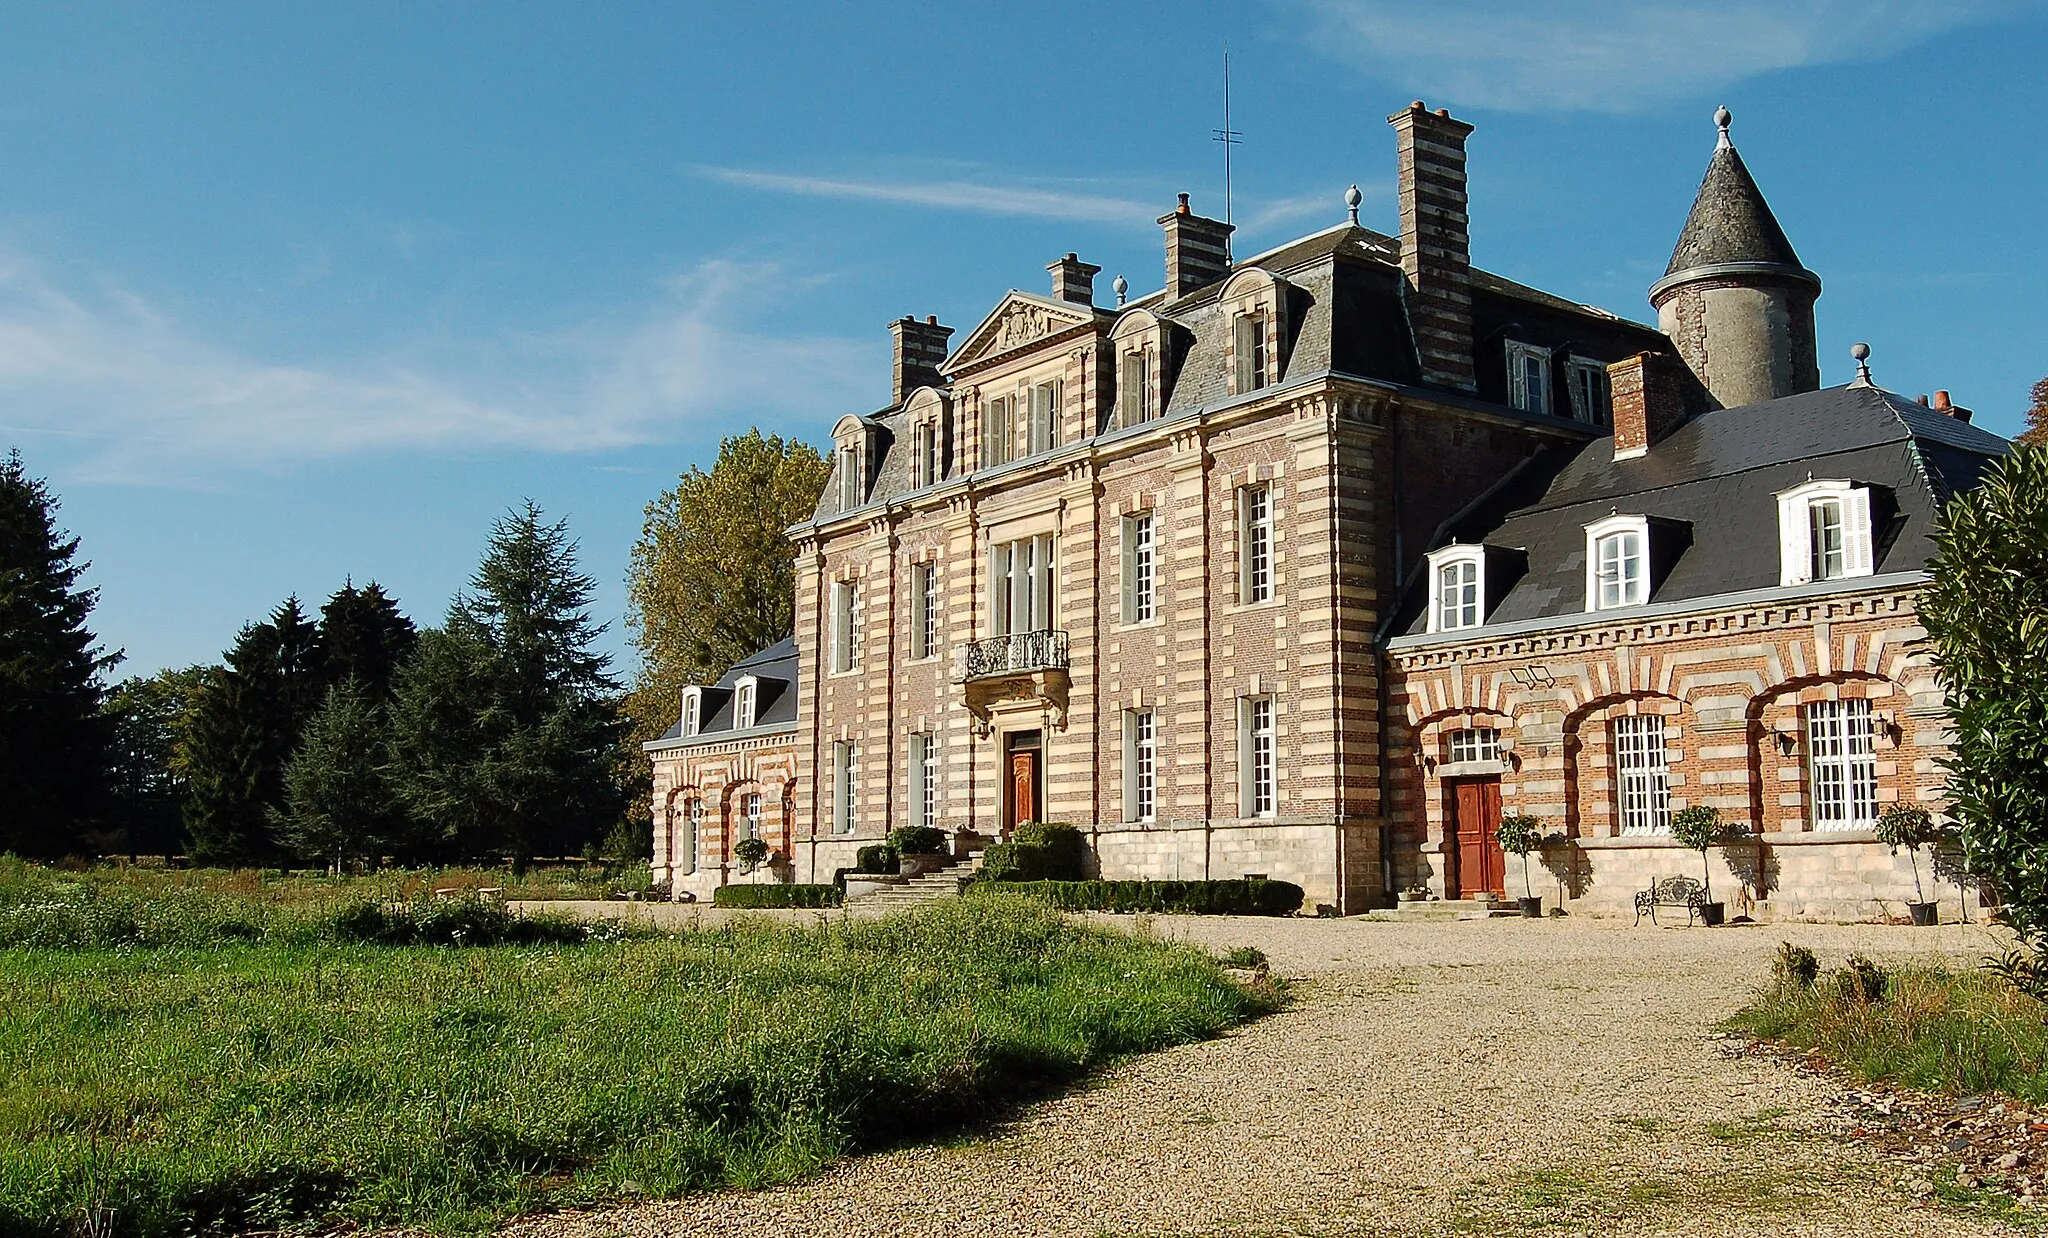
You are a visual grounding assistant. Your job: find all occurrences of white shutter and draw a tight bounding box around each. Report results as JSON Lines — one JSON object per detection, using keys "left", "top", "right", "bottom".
{"left": 1843, "top": 486, "right": 1875, "bottom": 577}
{"left": 1236, "top": 699, "right": 1254, "bottom": 818}
{"left": 1122, "top": 712, "right": 1138, "bottom": 822}
{"left": 1120, "top": 521, "right": 1137, "bottom": 625}
{"left": 1234, "top": 315, "right": 1256, "bottom": 392}
{"left": 1777, "top": 493, "right": 1811, "bottom": 586}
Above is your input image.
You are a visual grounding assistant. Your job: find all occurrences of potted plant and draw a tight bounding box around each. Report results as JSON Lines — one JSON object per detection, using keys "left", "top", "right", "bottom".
{"left": 1876, "top": 804, "right": 1940, "bottom": 926}
{"left": 1496, "top": 812, "right": 1545, "bottom": 917}
{"left": 1669, "top": 805, "right": 1728, "bottom": 926}
{"left": 732, "top": 837, "right": 769, "bottom": 875}
{"left": 888, "top": 826, "right": 949, "bottom": 877}
{"left": 1398, "top": 885, "right": 1429, "bottom": 904}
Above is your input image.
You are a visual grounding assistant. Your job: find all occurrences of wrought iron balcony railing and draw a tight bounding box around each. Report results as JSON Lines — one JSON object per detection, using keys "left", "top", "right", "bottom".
{"left": 953, "top": 629, "right": 1070, "bottom": 682}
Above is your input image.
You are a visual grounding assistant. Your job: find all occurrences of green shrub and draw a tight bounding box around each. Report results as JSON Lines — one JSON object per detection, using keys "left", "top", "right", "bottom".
{"left": 1220, "top": 945, "right": 1268, "bottom": 968}
{"left": 887, "top": 826, "right": 947, "bottom": 856}
{"left": 326, "top": 897, "right": 590, "bottom": 946}
{"left": 975, "top": 879, "right": 1304, "bottom": 916}
{"left": 711, "top": 883, "right": 841, "bottom": 909}
{"left": 1832, "top": 954, "right": 1888, "bottom": 1003}
{"left": 1012, "top": 822, "right": 1087, "bottom": 880}
{"left": 978, "top": 843, "right": 1052, "bottom": 883}
{"left": 855, "top": 844, "right": 899, "bottom": 874}
{"left": 732, "top": 838, "right": 770, "bottom": 869}
{"left": 1772, "top": 942, "right": 1819, "bottom": 991}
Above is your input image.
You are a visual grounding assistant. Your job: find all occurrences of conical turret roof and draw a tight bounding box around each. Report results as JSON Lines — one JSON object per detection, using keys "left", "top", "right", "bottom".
{"left": 1662, "top": 137, "right": 1813, "bottom": 281}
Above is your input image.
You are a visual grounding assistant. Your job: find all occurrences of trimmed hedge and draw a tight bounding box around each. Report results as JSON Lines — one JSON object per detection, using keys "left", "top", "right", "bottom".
{"left": 974, "top": 878, "right": 1303, "bottom": 917}
{"left": 855, "top": 844, "right": 899, "bottom": 874}
{"left": 888, "top": 826, "right": 948, "bottom": 856}
{"left": 711, "top": 883, "right": 842, "bottom": 909}
{"left": 979, "top": 843, "right": 1051, "bottom": 883}
{"left": 1013, "top": 822, "right": 1086, "bottom": 879}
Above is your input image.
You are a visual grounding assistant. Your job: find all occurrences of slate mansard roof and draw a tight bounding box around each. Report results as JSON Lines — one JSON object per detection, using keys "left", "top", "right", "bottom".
{"left": 647, "top": 636, "right": 800, "bottom": 749}
{"left": 807, "top": 221, "right": 1672, "bottom": 526}
{"left": 1391, "top": 384, "right": 2011, "bottom": 641}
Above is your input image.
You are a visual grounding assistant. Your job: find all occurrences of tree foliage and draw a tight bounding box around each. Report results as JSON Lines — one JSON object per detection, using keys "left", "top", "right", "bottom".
{"left": 182, "top": 598, "right": 326, "bottom": 864}
{"left": 626, "top": 429, "right": 829, "bottom": 744}
{"left": 0, "top": 449, "right": 118, "bottom": 857}
{"left": 2019, "top": 376, "right": 2048, "bottom": 450}
{"left": 276, "top": 679, "right": 406, "bottom": 871}
{"left": 316, "top": 582, "right": 417, "bottom": 698}
{"left": 389, "top": 503, "right": 624, "bottom": 867}
{"left": 1922, "top": 442, "right": 2048, "bottom": 945}
{"left": 102, "top": 666, "right": 209, "bottom": 858}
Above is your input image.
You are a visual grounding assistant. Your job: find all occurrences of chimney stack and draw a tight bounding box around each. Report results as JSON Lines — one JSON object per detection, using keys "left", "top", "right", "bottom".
{"left": 889, "top": 315, "right": 953, "bottom": 405}
{"left": 1388, "top": 101, "right": 1477, "bottom": 393}
{"left": 1931, "top": 389, "right": 1975, "bottom": 424}
{"left": 1157, "top": 193, "right": 1233, "bottom": 299}
{"left": 1608, "top": 352, "right": 1689, "bottom": 462}
{"left": 1048, "top": 253, "right": 1101, "bottom": 305}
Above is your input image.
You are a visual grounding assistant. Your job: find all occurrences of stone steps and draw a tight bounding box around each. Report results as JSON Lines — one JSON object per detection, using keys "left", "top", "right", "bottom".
{"left": 846, "top": 854, "right": 984, "bottom": 912}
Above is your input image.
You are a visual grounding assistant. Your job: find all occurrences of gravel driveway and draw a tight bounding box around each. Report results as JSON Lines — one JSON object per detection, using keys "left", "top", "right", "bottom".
{"left": 508, "top": 914, "right": 2033, "bottom": 1238}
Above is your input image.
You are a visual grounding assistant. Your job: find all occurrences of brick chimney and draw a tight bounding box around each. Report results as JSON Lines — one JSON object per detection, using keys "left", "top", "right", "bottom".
{"left": 1608, "top": 352, "right": 1689, "bottom": 461}
{"left": 1388, "top": 101, "right": 1477, "bottom": 393}
{"left": 1048, "top": 253, "right": 1100, "bottom": 305}
{"left": 1157, "top": 193, "right": 1233, "bottom": 299}
{"left": 889, "top": 315, "right": 953, "bottom": 405}
{"left": 1931, "top": 389, "right": 1975, "bottom": 424}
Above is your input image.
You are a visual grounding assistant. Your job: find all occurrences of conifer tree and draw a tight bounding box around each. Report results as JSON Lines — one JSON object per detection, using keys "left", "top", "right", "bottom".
{"left": 389, "top": 503, "right": 624, "bottom": 867}
{"left": 0, "top": 450, "right": 118, "bottom": 857}
{"left": 316, "top": 581, "right": 417, "bottom": 698}
{"left": 182, "top": 598, "right": 324, "bottom": 864}
{"left": 276, "top": 679, "right": 404, "bottom": 872}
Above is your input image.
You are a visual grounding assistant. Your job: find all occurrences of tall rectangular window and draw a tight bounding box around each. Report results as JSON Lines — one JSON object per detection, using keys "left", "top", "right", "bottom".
{"left": 684, "top": 798, "right": 703, "bottom": 873}
{"left": 912, "top": 562, "right": 938, "bottom": 659}
{"left": 983, "top": 395, "right": 1014, "bottom": 467}
{"left": 1028, "top": 381, "right": 1061, "bottom": 454}
{"left": 990, "top": 535, "right": 1055, "bottom": 636}
{"left": 915, "top": 422, "right": 939, "bottom": 487}
{"left": 1122, "top": 513, "right": 1156, "bottom": 624}
{"left": 832, "top": 741, "right": 858, "bottom": 835}
{"left": 1507, "top": 342, "right": 1551, "bottom": 415}
{"left": 681, "top": 691, "right": 700, "bottom": 737}
{"left": 734, "top": 682, "right": 756, "bottom": 729}
{"left": 743, "top": 791, "right": 763, "bottom": 840}
{"left": 1119, "top": 350, "right": 1151, "bottom": 427}
{"left": 1807, "top": 699, "right": 1878, "bottom": 829}
{"left": 1594, "top": 530, "right": 1645, "bottom": 609}
{"left": 1233, "top": 312, "right": 1268, "bottom": 392}
{"left": 1436, "top": 558, "right": 1480, "bottom": 630}
{"left": 1124, "top": 709, "right": 1157, "bottom": 823}
{"left": 1612, "top": 715, "right": 1672, "bottom": 835}
{"left": 911, "top": 732, "right": 938, "bottom": 832}
{"left": 1567, "top": 360, "right": 1611, "bottom": 424}
{"left": 837, "top": 444, "right": 861, "bottom": 510}
{"left": 1808, "top": 498, "right": 1846, "bottom": 582}
{"left": 831, "top": 580, "right": 860, "bottom": 672}
{"left": 1240, "top": 697, "right": 1276, "bottom": 817}
{"left": 1240, "top": 484, "right": 1273, "bottom": 604}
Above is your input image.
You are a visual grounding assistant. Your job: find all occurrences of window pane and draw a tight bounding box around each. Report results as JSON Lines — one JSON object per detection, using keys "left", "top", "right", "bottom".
{"left": 1613, "top": 715, "right": 1671, "bottom": 834}
{"left": 1807, "top": 699, "right": 1877, "bottom": 829}
{"left": 1809, "top": 499, "right": 1845, "bottom": 581}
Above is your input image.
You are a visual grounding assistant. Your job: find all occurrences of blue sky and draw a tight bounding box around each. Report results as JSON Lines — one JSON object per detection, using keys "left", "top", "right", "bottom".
{"left": 3, "top": 1, "right": 2043, "bottom": 679}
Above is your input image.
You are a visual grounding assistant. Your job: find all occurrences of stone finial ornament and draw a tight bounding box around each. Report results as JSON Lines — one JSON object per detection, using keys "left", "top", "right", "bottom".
{"left": 1345, "top": 184, "right": 1362, "bottom": 226}
{"left": 1851, "top": 341, "right": 1872, "bottom": 385}
{"left": 1112, "top": 275, "right": 1128, "bottom": 306}
{"left": 1715, "top": 105, "right": 1733, "bottom": 148}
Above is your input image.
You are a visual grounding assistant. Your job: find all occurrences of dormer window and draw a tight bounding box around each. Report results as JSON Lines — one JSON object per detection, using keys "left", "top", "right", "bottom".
{"left": 1426, "top": 546, "right": 1485, "bottom": 633}
{"left": 983, "top": 393, "right": 1015, "bottom": 468}
{"left": 914, "top": 421, "right": 939, "bottom": 488}
{"left": 679, "top": 687, "right": 702, "bottom": 737}
{"left": 1028, "top": 381, "right": 1061, "bottom": 454}
{"left": 836, "top": 443, "right": 862, "bottom": 510}
{"left": 1119, "top": 348, "right": 1153, "bottom": 427}
{"left": 1776, "top": 480, "right": 1874, "bottom": 586}
{"left": 733, "top": 677, "right": 758, "bottom": 729}
{"left": 1585, "top": 515, "right": 1649, "bottom": 611}
{"left": 1507, "top": 342, "right": 1552, "bottom": 416}
{"left": 1233, "top": 311, "right": 1269, "bottom": 393}
{"left": 1565, "top": 357, "right": 1611, "bottom": 425}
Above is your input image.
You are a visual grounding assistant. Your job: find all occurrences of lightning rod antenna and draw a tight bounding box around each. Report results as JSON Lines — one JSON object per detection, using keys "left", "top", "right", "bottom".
{"left": 1212, "top": 43, "right": 1241, "bottom": 259}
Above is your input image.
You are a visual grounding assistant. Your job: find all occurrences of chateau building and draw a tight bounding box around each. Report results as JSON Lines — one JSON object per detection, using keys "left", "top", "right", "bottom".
{"left": 648, "top": 104, "right": 2007, "bottom": 920}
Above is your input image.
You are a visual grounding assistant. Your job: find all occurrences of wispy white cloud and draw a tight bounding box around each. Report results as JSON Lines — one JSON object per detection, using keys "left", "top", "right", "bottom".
{"left": 0, "top": 252, "right": 873, "bottom": 483}
{"left": 696, "top": 165, "right": 1157, "bottom": 225}
{"left": 1298, "top": 0, "right": 2019, "bottom": 113}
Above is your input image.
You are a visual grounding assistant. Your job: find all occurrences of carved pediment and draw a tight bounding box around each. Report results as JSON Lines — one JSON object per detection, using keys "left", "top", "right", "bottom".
{"left": 945, "top": 293, "right": 1099, "bottom": 372}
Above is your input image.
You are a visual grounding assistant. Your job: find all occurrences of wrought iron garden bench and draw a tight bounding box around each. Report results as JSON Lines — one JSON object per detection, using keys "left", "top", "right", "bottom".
{"left": 1633, "top": 875, "right": 1710, "bottom": 926}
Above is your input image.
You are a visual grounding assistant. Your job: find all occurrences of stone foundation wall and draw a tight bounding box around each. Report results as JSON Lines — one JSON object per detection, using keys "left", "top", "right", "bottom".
{"left": 1086, "top": 817, "right": 1382, "bottom": 914}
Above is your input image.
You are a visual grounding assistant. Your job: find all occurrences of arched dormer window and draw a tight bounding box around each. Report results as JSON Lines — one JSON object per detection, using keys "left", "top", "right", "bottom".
{"left": 1218, "top": 269, "right": 1289, "bottom": 396}
{"left": 1585, "top": 514, "right": 1649, "bottom": 611}
{"left": 902, "top": 388, "right": 950, "bottom": 490}
{"left": 1776, "top": 479, "right": 1874, "bottom": 586}
{"left": 1109, "top": 308, "right": 1171, "bottom": 430}
{"left": 733, "top": 676, "right": 759, "bottom": 729}
{"left": 1426, "top": 544, "right": 1486, "bottom": 633}
{"left": 830, "top": 414, "right": 879, "bottom": 513}
{"left": 679, "top": 686, "right": 703, "bottom": 737}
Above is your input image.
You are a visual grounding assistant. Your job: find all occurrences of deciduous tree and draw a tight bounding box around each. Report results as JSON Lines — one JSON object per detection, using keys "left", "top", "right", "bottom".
{"left": 0, "top": 450, "right": 118, "bottom": 857}
{"left": 1922, "top": 442, "right": 2048, "bottom": 945}
{"left": 102, "top": 666, "right": 208, "bottom": 858}
{"left": 2020, "top": 376, "right": 2048, "bottom": 449}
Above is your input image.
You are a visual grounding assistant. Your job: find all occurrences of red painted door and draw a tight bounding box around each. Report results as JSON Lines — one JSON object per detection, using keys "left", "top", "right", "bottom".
{"left": 1450, "top": 778, "right": 1505, "bottom": 898}
{"left": 1009, "top": 750, "right": 1038, "bottom": 828}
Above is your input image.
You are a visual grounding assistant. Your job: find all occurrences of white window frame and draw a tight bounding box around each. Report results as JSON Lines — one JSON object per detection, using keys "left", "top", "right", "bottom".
{"left": 989, "top": 534, "right": 1055, "bottom": 637}
{"left": 830, "top": 579, "right": 861, "bottom": 674}
{"left": 911, "top": 732, "right": 938, "bottom": 832}
{"left": 1565, "top": 357, "right": 1611, "bottom": 424}
{"left": 684, "top": 796, "right": 703, "bottom": 873}
{"left": 1584, "top": 514, "right": 1650, "bottom": 612}
{"left": 1119, "top": 347, "right": 1153, "bottom": 427}
{"left": 914, "top": 420, "right": 939, "bottom": 488}
{"left": 1445, "top": 728, "right": 1501, "bottom": 765}
{"left": 1507, "top": 341, "right": 1553, "bottom": 416}
{"left": 1807, "top": 699, "right": 1878, "bottom": 830}
{"left": 1612, "top": 715, "right": 1672, "bottom": 835}
{"left": 1775, "top": 480, "right": 1874, "bottom": 587}
{"left": 837, "top": 442, "right": 862, "bottom": 510}
{"left": 1028, "top": 380, "right": 1061, "bottom": 454}
{"left": 1425, "top": 545, "right": 1485, "bottom": 633}
{"left": 831, "top": 741, "right": 858, "bottom": 835}
{"left": 983, "top": 393, "right": 1015, "bottom": 468}
{"left": 742, "top": 791, "right": 763, "bottom": 841}
{"left": 733, "top": 677, "right": 758, "bottom": 730}
{"left": 679, "top": 687, "right": 702, "bottom": 737}
{"left": 911, "top": 561, "right": 938, "bottom": 660}
{"left": 1233, "top": 310, "right": 1269, "bottom": 393}
{"left": 1121, "top": 513, "right": 1156, "bottom": 626}
{"left": 1122, "top": 709, "right": 1157, "bottom": 824}
{"left": 1239, "top": 696, "right": 1276, "bottom": 818}
{"left": 1239, "top": 484, "right": 1273, "bottom": 605}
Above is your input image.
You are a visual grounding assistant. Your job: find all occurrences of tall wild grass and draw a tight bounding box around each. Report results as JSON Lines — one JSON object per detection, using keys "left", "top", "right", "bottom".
{"left": 0, "top": 873, "right": 1274, "bottom": 1237}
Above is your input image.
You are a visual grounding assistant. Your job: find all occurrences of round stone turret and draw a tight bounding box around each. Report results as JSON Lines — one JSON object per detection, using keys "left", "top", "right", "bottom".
{"left": 1648, "top": 107, "right": 1821, "bottom": 409}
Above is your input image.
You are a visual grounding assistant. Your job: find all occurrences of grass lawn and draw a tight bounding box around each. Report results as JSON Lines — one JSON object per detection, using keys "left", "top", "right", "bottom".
{"left": 0, "top": 866, "right": 1277, "bottom": 1237}
{"left": 1727, "top": 962, "right": 2048, "bottom": 1104}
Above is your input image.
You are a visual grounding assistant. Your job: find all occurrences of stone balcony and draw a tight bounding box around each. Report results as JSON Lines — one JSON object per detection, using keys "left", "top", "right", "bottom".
{"left": 952, "top": 629, "right": 1071, "bottom": 733}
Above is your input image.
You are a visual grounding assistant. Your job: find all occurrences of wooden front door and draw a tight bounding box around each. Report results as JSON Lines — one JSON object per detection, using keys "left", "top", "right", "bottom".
{"left": 1005, "top": 731, "right": 1042, "bottom": 832}
{"left": 1449, "top": 777, "right": 1505, "bottom": 899}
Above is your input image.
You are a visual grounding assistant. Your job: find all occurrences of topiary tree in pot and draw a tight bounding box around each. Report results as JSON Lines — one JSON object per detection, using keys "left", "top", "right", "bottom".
{"left": 1875, "top": 804, "right": 1940, "bottom": 925}
{"left": 732, "top": 836, "right": 769, "bottom": 875}
{"left": 1495, "top": 813, "right": 1546, "bottom": 917}
{"left": 1670, "top": 805, "right": 1729, "bottom": 926}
